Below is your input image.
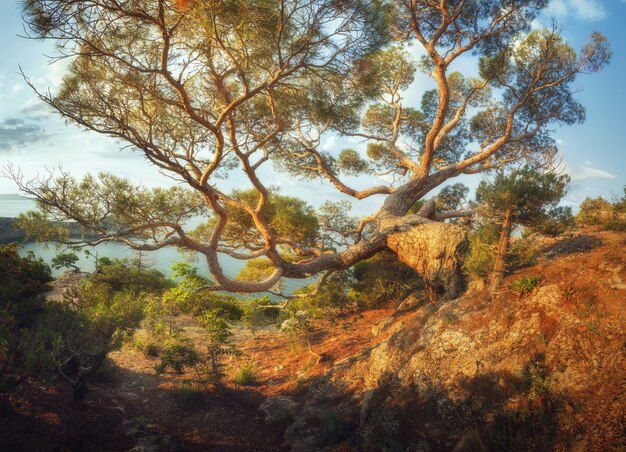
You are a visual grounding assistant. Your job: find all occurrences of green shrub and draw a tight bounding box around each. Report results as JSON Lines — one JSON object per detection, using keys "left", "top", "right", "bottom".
{"left": 349, "top": 251, "right": 422, "bottom": 309}
{"left": 89, "top": 258, "right": 174, "bottom": 294}
{"left": 463, "top": 223, "right": 499, "bottom": 279}
{"left": 576, "top": 189, "right": 626, "bottom": 230}
{"left": 234, "top": 362, "right": 257, "bottom": 386}
{"left": 154, "top": 339, "right": 200, "bottom": 375}
{"left": 507, "top": 236, "right": 541, "bottom": 271}
{"left": 280, "top": 310, "right": 313, "bottom": 340}
{"left": 200, "top": 308, "right": 241, "bottom": 388}
{"left": 1, "top": 246, "right": 57, "bottom": 387}
{"left": 604, "top": 218, "right": 626, "bottom": 231}
{"left": 576, "top": 196, "right": 613, "bottom": 226}
{"left": 509, "top": 276, "right": 541, "bottom": 297}
{"left": 530, "top": 206, "right": 575, "bottom": 236}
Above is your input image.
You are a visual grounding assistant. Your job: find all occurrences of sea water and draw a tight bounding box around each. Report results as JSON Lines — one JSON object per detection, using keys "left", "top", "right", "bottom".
{"left": 0, "top": 196, "right": 311, "bottom": 295}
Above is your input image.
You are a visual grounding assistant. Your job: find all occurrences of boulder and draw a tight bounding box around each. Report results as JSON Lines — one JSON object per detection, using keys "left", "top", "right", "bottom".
{"left": 259, "top": 396, "right": 298, "bottom": 424}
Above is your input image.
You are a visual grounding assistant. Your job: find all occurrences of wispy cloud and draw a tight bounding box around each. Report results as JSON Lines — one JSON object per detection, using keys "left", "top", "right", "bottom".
{"left": 19, "top": 98, "right": 55, "bottom": 121}
{"left": 0, "top": 118, "right": 52, "bottom": 151}
{"left": 568, "top": 164, "right": 616, "bottom": 181}
{"left": 547, "top": 0, "right": 607, "bottom": 21}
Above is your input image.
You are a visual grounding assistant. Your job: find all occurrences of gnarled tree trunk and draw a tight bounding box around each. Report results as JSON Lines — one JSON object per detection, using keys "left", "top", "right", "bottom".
{"left": 489, "top": 207, "right": 514, "bottom": 293}
{"left": 387, "top": 222, "right": 468, "bottom": 300}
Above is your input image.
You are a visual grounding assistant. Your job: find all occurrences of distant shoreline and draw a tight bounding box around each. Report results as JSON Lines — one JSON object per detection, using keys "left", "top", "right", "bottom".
{"left": 0, "top": 217, "right": 99, "bottom": 245}
{"left": 0, "top": 217, "right": 27, "bottom": 244}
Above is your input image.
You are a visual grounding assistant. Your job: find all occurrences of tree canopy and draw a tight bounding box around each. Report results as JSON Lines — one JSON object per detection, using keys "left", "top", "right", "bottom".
{"left": 475, "top": 166, "right": 570, "bottom": 290}
{"left": 10, "top": 0, "right": 610, "bottom": 294}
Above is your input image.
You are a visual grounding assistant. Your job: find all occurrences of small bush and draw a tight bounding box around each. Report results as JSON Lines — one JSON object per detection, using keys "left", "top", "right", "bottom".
{"left": 154, "top": 339, "right": 200, "bottom": 375}
{"left": 234, "top": 363, "right": 257, "bottom": 386}
{"left": 507, "top": 237, "right": 541, "bottom": 271}
{"left": 349, "top": 252, "right": 422, "bottom": 309}
{"left": 509, "top": 276, "right": 541, "bottom": 297}
{"left": 576, "top": 190, "right": 626, "bottom": 230}
{"left": 463, "top": 223, "right": 499, "bottom": 279}
{"left": 531, "top": 206, "right": 574, "bottom": 236}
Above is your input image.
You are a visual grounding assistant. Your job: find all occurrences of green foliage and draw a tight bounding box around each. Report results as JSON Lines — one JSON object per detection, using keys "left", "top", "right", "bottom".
{"left": 463, "top": 223, "right": 499, "bottom": 279}
{"left": 476, "top": 168, "right": 570, "bottom": 228}
{"left": 51, "top": 252, "right": 80, "bottom": 271}
{"left": 280, "top": 310, "right": 313, "bottom": 340}
{"left": 17, "top": 173, "right": 208, "bottom": 243}
{"left": 349, "top": 251, "right": 422, "bottom": 308}
{"left": 154, "top": 339, "right": 200, "bottom": 375}
{"left": 241, "top": 298, "right": 269, "bottom": 337}
{"left": 89, "top": 258, "right": 173, "bottom": 295}
{"left": 236, "top": 258, "right": 275, "bottom": 284}
{"left": 507, "top": 237, "right": 541, "bottom": 270}
{"left": 61, "top": 257, "right": 171, "bottom": 350}
{"left": 338, "top": 148, "right": 369, "bottom": 175}
{"left": 2, "top": 256, "right": 173, "bottom": 394}
{"left": 576, "top": 197, "right": 613, "bottom": 226}
{"left": 576, "top": 188, "right": 626, "bottom": 231}
{"left": 144, "top": 262, "right": 241, "bottom": 324}
{"left": 207, "top": 188, "right": 319, "bottom": 250}
{"left": 200, "top": 308, "right": 241, "bottom": 387}
{"left": 509, "top": 276, "right": 541, "bottom": 297}
{"left": 530, "top": 206, "right": 574, "bottom": 237}
{"left": 234, "top": 362, "right": 258, "bottom": 386}
{"left": 0, "top": 245, "right": 52, "bottom": 301}
{"left": 436, "top": 183, "right": 469, "bottom": 212}
{"left": 289, "top": 272, "right": 353, "bottom": 321}
{"left": 0, "top": 245, "right": 82, "bottom": 390}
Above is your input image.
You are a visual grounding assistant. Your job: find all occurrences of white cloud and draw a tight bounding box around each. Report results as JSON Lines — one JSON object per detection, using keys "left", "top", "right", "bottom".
{"left": 568, "top": 165, "right": 616, "bottom": 181}
{"left": 570, "top": 0, "right": 607, "bottom": 20}
{"left": 548, "top": 0, "right": 569, "bottom": 17}
{"left": 547, "top": 0, "right": 607, "bottom": 21}
{"left": 12, "top": 83, "right": 24, "bottom": 93}
{"left": 321, "top": 136, "right": 337, "bottom": 151}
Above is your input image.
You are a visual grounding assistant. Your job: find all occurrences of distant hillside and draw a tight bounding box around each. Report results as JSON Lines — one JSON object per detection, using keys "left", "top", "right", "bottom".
{"left": 0, "top": 217, "right": 99, "bottom": 244}
{"left": 0, "top": 218, "right": 26, "bottom": 244}
{"left": 0, "top": 194, "right": 30, "bottom": 201}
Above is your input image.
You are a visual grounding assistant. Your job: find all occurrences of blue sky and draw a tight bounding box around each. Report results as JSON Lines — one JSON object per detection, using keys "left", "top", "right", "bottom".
{"left": 0, "top": 0, "right": 624, "bottom": 216}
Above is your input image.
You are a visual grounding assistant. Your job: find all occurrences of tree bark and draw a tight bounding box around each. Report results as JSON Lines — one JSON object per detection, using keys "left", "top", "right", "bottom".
{"left": 489, "top": 207, "right": 513, "bottom": 293}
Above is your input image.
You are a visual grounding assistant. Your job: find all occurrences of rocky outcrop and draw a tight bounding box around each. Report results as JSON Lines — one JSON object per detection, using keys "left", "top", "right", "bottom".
{"left": 259, "top": 396, "right": 298, "bottom": 424}
{"left": 285, "top": 281, "right": 625, "bottom": 451}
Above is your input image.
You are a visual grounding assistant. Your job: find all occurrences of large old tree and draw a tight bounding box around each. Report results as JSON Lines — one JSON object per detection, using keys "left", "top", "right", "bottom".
{"left": 10, "top": 0, "right": 609, "bottom": 293}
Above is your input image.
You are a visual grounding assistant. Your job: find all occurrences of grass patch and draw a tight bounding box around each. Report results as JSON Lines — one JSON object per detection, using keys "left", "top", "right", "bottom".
{"left": 509, "top": 276, "right": 541, "bottom": 297}
{"left": 234, "top": 363, "right": 258, "bottom": 386}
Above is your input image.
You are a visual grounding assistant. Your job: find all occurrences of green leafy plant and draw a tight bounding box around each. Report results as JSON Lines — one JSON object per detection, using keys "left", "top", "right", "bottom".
{"left": 200, "top": 308, "right": 241, "bottom": 388}
{"left": 234, "top": 362, "right": 258, "bottom": 386}
{"left": 509, "top": 276, "right": 541, "bottom": 297}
